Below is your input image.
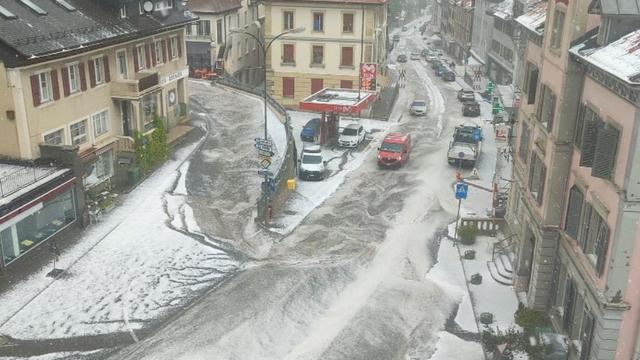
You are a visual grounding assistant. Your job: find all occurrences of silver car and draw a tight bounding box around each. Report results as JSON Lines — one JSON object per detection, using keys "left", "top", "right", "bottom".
{"left": 410, "top": 100, "right": 428, "bottom": 116}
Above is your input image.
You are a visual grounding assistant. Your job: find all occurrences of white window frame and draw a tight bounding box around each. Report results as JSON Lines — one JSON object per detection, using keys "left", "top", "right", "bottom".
{"left": 119, "top": 4, "right": 126, "bottom": 18}
{"left": 69, "top": 118, "right": 88, "bottom": 145}
{"left": 136, "top": 44, "right": 147, "bottom": 70}
{"left": 37, "top": 71, "right": 52, "bottom": 103}
{"left": 154, "top": 0, "right": 173, "bottom": 11}
{"left": 116, "top": 49, "right": 127, "bottom": 79}
{"left": 43, "top": 127, "right": 65, "bottom": 145}
{"left": 154, "top": 39, "right": 163, "bottom": 65}
{"left": 244, "top": 38, "right": 249, "bottom": 55}
{"left": 92, "top": 109, "right": 109, "bottom": 137}
{"left": 93, "top": 56, "right": 105, "bottom": 85}
{"left": 283, "top": 10, "right": 294, "bottom": 30}
{"left": 66, "top": 62, "right": 79, "bottom": 94}
{"left": 170, "top": 36, "right": 178, "bottom": 59}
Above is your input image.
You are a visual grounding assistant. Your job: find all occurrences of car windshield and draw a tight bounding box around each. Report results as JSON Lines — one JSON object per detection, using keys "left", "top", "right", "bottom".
{"left": 380, "top": 142, "right": 403, "bottom": 152}
{"left": 412, "top": 101, "right": 426, "bottom": 107}
{"left": 342, "top": 128, "right": 358, "bottom": 136}
{"left": 302, "top": 154, "right": 323, "bottom": 164}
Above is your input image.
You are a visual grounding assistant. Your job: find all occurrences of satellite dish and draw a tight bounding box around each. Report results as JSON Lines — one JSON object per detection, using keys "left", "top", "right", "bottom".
{"left": 143, "top": 1, "right": 154, "bottom": 13}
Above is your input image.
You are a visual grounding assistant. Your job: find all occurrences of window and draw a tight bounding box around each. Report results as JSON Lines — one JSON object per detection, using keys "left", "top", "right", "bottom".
{"left": 85, "top": 150, "right": 114, "bottom": 187}
{"left": 343, "top": 13, "right": 354, "bottom": 33}
{"left": 154, "top": 40, "right": 163, "bottom": 64}
{"left": 523, "top": 63, "right": 539, "bottom": 105}
{"left": 284, "top": 11, "right": 294, "bottom": 30}
{"left": 577, "top": 206, "right": 610, "bottom": 274}
{"left": 116, "top": 50, "right": 127, "bottom": 79}
{"left": 537, "top": 85, "right": 556, "bottom": 131}
{"left": 282, "top": 44, "right": 295, "bottom": 64}
{"left": 142, "top": 94, "right": 158, "bottom": 130}
{"left": 137, "top": 45, "right": 147, "bottom": 70}
{"left": 340, "top": 80, "right": 353, "bottom": 89}
{"left": 518, "top": 121, "right": 530, "bottom": 163}
{"left": 94, "top": 57, "right": 105, "bottom": 85}
{"left": 313, "top": 12, "right": 324, "bottom": 32}
{"left": 170, "top": 37, "right": 178, "bottom": 59}
{"left": 579, "top": 309, "right": 595, "bottom": 360}
{"left": 245, "top": 38, "right": 249, "bottom": 55}
{"left": 197, "top": 20, "right": 211, "bottom": 36}
{"left": 528, "top": 152, "right": 546, "bottom": 205}
{"left": 311, "top": 78, "right": 323, "bottom": 94}
{"left": 44, "top": 128, "right": 64, "bottom": 145}
{"left": 312, "top": 45, "right": 324, "bottom": 65}
{"left": 592, "top": 125, "right": 619, "bottom": 180}
{"left": 38, "top": 72, "right": 52, "bottom": 103}
{"left": 216, "top": 20, "right": 223, "bottom": 43}
{"left": 186, "top": 24, "right": 192, "bottom": 36}
{"left": 92, "top": 110, "right": 108, "bottom": 136}
{"left": 70, "top": 119, "right": 88, "bottom": 145}
{"left": 550, "top": 9, "right": 565, "bottom": 50}
{"left": 119, "top": 4, "right": 126, "bottom": 18}
{"left": 562, "top": 278, "right": 576, "bottom": 331}
{"left": 341, "top": 46, "right": 354, "bottom": 67}
{"left": 283, "top": 77, "right": 295, "bottom": 98}
{"left": 564, "top": 186, "right": 584, "bottom": 240}
{"left": 67, "top": 63, "right": 80, "bottom": 94}
{"left": 154, "top": 0, "right": 173, "bottom": 10}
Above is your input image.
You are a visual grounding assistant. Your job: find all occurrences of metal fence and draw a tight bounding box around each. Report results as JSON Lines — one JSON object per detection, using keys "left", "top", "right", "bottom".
{"left": 0, "top": 166, "right": 60, "bottom": 198}
{"left": 217, "top": 75, "right": 296, "bottom": 223}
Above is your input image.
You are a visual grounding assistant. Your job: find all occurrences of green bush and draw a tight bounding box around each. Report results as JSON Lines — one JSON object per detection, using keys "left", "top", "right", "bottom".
{"left": 514, "top": 303, "right": 550, "bottom": 334}
{"left": 458, "top": 224, "right": 477, "bottom": 245}
{"left": 134, "top": 115, "right": 168, "bottom": 173}
{"left": 481, "top": 326, "right": 553, "bottom": 360}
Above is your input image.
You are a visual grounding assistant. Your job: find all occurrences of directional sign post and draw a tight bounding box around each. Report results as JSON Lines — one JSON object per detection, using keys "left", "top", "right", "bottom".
{"left": 454, "top": 181, "right": 469, "bottom": 241}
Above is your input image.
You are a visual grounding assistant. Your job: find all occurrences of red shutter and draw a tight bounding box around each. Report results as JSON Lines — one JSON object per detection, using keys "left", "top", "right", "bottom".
{"left": 103, "top": 56, "right": 110, "bottom": 82}
{"left": 341, "top": 47, "right": 353, "bottom": 66}
{"left": 145, "top": 44, "right": 152, "bottom": 68}
{"left": 51, "top": 69, "right": 60, "bottom": 100}
{"left": 311, "top": 78, "right": 323, "bottom": 94}
{"left": 340, "top": 80, "right": 353, "bottom": 89}
{"left": 79, "top": 62, "right": 87, "bottom": 91}
{"left": 61, "top": 66, "right": 70, "bottom": 97}
{"left": 283, "top": 77, "right": 294, "bottom": 97}
{"left": 162, "top": 39, "right": 168, "bottom": 62}
{"left": 150, "top": 43, "right": 156, "bottom": 66}
{"left": 177, "top": 35, "right": 182, "bottom": 58}
{"left": 283, "top": 44, "right": 294, "bottom": 63}
{"left": 88, "top": 59, "right": 96, "bottom": 88}
{"left": 30, "top": 74, "right": 41, "bottom": 107}
{"left": 133, "top": 46, "right": 140, "bottom": 72}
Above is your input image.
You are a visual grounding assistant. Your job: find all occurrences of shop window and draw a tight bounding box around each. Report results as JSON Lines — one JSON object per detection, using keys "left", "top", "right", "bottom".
{"left": 143, "top": 94, "right": 158, "bottom": 130}
{"left": 0, "top": 188, "right": 76, "bottom": 265}
{"left": 84, "top": 150, "right": 114, "bottom": 188}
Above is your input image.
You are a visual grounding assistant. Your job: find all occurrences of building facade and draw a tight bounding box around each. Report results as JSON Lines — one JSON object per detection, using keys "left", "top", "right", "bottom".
{"left": 486, "top": 0, "right": 516, "bottom": 85}
{"left": 440, "top": 0, "right": 474, "bottom": 63}
{"left": 263, "top": 0, "right": 388, "bottom": 108}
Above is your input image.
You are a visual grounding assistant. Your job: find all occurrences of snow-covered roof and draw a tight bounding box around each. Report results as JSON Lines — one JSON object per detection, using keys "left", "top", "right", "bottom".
{"left": 490, "top": 0, "right": 514, "bottom": 20}
{"left": 570, "top": 29, "right": 640, "bottom": 84}
{"left": 515, "top": 0, "right": 547, "bottom": 35}
{"left": 0, "top": 162, "right": 70, "bottom": 205}
{"left": 591, "top": 0, "right": 640, "bottom": 16}
{"left": 497, "top": 85, "right": 517, "bottom": 107}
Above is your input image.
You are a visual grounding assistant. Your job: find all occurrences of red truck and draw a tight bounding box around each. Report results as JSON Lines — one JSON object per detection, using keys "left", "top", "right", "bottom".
{"left": 377, "top": 133, "right": 412, "bottom": 168}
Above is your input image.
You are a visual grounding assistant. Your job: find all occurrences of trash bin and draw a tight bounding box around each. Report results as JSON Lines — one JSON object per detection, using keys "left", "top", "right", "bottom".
{"left": 127, "top": 167, "right": 140, "bottom": 185}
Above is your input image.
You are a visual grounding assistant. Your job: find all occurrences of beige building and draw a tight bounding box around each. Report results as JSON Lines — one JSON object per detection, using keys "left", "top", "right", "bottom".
{"left": 0, "top": 0, "right": 193, "bottom": 189}
{"left": 263, "top": 0, "right": 388, "bottom": 108}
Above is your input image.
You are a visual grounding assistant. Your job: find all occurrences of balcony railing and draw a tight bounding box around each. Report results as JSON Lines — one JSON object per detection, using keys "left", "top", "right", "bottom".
{"left": 111, "top": 72, "right": 159, "bottom": 99}
{"left": 0, "top": 166, "right": 60, "bottom": 198}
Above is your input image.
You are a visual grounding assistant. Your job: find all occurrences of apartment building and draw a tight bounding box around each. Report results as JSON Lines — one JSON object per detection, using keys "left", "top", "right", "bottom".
{"left": 0, "top": 0, "right": 193, "bottom": 273}
{"left": 440, "top": 0, "right": 474, "bottom": 63}
{"left": 263, "top": 0, "right": 388, "bottom": 107}
{"left": 486, "top": 1, "right": 516, "bottom": 85}
{"left": 509, "top": 0, "right": 640, "bottom": 358}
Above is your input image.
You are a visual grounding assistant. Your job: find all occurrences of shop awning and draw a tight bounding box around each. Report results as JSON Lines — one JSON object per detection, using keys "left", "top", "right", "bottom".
{"left": 299, "top": 88, "right": 377, "bottom": 114}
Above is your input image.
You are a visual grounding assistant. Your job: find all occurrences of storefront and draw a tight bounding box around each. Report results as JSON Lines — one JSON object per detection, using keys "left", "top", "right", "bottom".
{"left": 0, "top": 179, "right": 77, "bottom": 268}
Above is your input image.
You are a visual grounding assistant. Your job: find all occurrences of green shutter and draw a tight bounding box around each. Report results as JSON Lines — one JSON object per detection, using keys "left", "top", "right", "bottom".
{"left": 591, "top": 126, "right": 619, "bottom": 179}
{"left": 595, "top": 222, "right": 609, "bottom": 276}
{"left": 579, "top": 118, "right": 598, "bottom": 167}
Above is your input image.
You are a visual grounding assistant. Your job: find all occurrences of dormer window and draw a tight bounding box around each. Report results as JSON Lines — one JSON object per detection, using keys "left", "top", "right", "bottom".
{"left": 154, "top": 0, "right": 173, "bottom": 11}
{"left": 120, "top": 4, "right": 127, "bottom": 18}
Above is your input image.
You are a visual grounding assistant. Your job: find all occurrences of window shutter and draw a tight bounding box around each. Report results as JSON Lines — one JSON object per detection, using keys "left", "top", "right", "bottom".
{"left": 283, "top": 77, "right": 294, "bottom": 97}
{"left": 579, "top": 118, "right": 598, "bottom": 167}
{"left": 564, "top": 186, "right": 583, "bottom": 240}
{"left": 595, "top": 223, "right": 609, "bottom": 276}
{"left": 61, "top": 66, "right": 70, "bottom": 97}
{"left": 79, "top": 62, "right": 87, "bottom": 91}
{"left": 162, "top": 39, "right": 168, "bottom": 62}
{"left": 133, "top": 46, "right": 140, "bottom": 72}
{"left": 30, "top": 74, "right": 41, "bottom": 107}
{"left": 150, "top": 43, "right": 156, "bottom": 66}
{"left": 177, "top": 35, "right": 182, "bottom": 58}
{"left": 51, "top": 69, "right": 60, "bottom": 100}
{"left": 103, "top": 56, "right": 111, "bottom": 82}
{"left": 546, "top": 93, "right": 556, "bottom": 131}
{"left": 578, "top": 204, "right": 592, "bottom": 251}
{"left": 592, "top": 126, "right": 619, "bottom": 179}
{"left": 527, "top": 68, "right": 538, "bottom": 104}
{"left": 145, "top": 44, "right": 152, "bottom": 67}
{"left": 342, "top": 47, "right": 353, "bottom": 66}
{"left": 311, "top": 78, "right": 323, "bottom": 94}
{"left": 574, "top": 104, "right": 585, "bottom": 146}
{"left": 537, "top": 163, "right": 546, "bottom": 205}
{"left": 88, "top": 59, "right": 96, "bottom": 88}
{"left": 283, "top": 44, "right": 294, "bottom": 62}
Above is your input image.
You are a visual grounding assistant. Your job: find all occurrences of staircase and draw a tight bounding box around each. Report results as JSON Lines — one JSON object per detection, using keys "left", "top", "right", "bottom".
{"left": 487, "top": 235, "right": 516, "bottom": 286}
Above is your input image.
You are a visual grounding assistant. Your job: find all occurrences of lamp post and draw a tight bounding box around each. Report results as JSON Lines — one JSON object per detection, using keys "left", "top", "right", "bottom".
{"left": 230, "top": 26, "right": 304, "bottom": 141}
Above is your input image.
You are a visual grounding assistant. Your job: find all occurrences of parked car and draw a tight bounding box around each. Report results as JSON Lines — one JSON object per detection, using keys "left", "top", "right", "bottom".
{"left": 425, "top": 54, "right": 439, "bottom": 62}
{"left": 457, "top": 89, "right": 475, "bottom": 102}
{"left": 409, "top": 100, "right": 428, "bottom": 116}
{"left": 442, "top": 70, "right": 456, "bottom": 82}
{"left": 402, "top": 26, "right": 408, "bottom": 31}
{"left": 421, "top": 48, "right": 430, "bottom": 57}
{"left": 396, "top": 54, "right": 408, "bottom": 63}
{"left": 378, "top": 133, "right": 412, "bottom": 168}
{"left": 339, "top": 123, "right": 366, "bottom": 148}
{"left": 431, "top": 59, "right": 442, "bottom": 69}
{"left": 410, "top": 52, "right": 421, "bottom": 60}
{"left": 300, "top": 118, "right": 321, "bottom": 142}
{"left": 462, "top": 101, "right": 481, "bottom": 117}
{"left": 298, "top": 145, "right": 327, "bottom": 181}
{"left": 435, "top": 64, "right": 448, "bottom": 77}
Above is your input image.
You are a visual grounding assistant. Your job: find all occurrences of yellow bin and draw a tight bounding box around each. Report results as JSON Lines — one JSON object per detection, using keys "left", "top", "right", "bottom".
{"left": 287, "top": 178, "right": 296, "bottom": 190}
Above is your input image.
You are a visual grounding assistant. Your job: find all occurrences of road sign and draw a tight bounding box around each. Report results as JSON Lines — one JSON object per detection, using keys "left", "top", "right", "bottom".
{"left": 455, "top": 182, "right": 469, "bottom": 200}
{"left": 255, "top": 137, "right": 272, "bottom": 145}
{"left": 472, "top": 128, "right": 482, "bottom": 141}
{"left": 259, "top": 158, "right": 271, "bottom": 169}
{"left": 255, "top": 143, "right": 273, "bottom": 153}
{"left": 258, "top": 170, "right": 274, "bottom": 178}
{"left": 257, "top": 149, "right": 275, "bottom": 157}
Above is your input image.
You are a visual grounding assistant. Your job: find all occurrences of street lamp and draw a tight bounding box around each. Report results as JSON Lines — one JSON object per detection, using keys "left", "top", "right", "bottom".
{"left": 230, "top": 26, "right": 305, "bottom": 141}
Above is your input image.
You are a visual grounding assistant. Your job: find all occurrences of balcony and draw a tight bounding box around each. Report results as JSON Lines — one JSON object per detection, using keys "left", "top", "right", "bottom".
{"left": 111, "top": 72, "right": 159, "bottom": 100}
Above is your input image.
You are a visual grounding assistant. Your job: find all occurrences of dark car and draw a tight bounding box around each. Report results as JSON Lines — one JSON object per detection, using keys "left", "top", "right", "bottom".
{"left": 397, "top": 54, "right": 408, "bottom": 63}
{"left": 462, "top": 101, "right": 481, "bottom": 117}
{"left": 435, "top": 64, "right": 448, "bottom": 77}
{"left": 442, "top": 70, "right": 456, "bottom": 82}
{"left": 430, "top": 59, "right": 442, "bottom": 69}
{"left": 300, "top": 118, "right": 321, "bottom": 142}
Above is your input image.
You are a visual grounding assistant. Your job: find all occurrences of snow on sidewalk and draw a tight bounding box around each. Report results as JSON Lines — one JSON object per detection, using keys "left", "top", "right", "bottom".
{"left": 0, "top": 133, "right": 239, "bottom": 340}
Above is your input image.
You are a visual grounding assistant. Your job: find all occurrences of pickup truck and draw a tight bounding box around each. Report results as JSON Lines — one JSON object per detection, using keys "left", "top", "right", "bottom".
{"left": 447, "top": 125, "right": 482, "bottom": 168}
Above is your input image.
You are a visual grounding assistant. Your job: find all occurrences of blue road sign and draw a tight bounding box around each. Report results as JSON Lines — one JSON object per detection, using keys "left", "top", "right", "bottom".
{"left": 455, "top": 182, "right": 469, "bottom": 200}
{"left": 258, "top": 170, "right": 274, "bottom": 178}
{"left": 472, "top": 128, "right": 482, "bottom": 141}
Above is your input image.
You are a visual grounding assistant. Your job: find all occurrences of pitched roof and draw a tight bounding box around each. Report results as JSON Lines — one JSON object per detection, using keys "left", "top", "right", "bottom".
{"left": 489, "top": 0, "right": 514, "bottom": 20}
{"left": 515, "top": 0, "right": 547, "bottom": 35}
{"left": 590, "top": 0, "right": 640, "bottom": 16}
{"left": 188, "top": 0, "right": 242, "bottom": 14}
{"left": 0, "top": 0, "right": 196, "bottom": 67}
{"left": 262, "top": 0, "right": 386, "bottom": 4}
{"left": 571, "top": 28, "right": 640, "bottom": 84}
